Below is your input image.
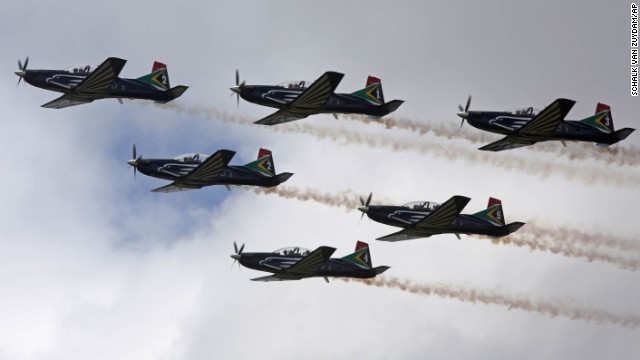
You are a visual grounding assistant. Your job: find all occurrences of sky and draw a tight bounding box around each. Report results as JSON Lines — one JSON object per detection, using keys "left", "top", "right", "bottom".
{"left": 1, "top": 0, "right": 639, "bottom": 359}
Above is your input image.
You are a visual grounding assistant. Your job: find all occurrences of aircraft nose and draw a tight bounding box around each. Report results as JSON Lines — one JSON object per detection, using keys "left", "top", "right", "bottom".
{"left": 457, "top": 112, "right": 468, "bottom": 119}
{"left": 127, "top": 159, "right": 137, "bottom": 167}
{"left": 230, "top": 254, "right": 241, "bottom": 260}
{"left": 14, "top": 71, "right": 25, "bottom": 77}
{"left": 230, "top": 86, "right": 241, "bottom": 94}
{"left": 358, "top": 206, "right": 368, "bottom": 213}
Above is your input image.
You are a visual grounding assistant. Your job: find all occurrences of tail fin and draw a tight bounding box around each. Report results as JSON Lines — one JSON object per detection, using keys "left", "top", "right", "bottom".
{"left": 472, "top": 197, "right": 505, "bottom": 226}
{"left": 580, "top": 103, "right": 614, "bottom": 133}
{"left": 351, "top": 76, "right": 385, "bottom": 105}
{"left": 137, "top": 61, "right": 171, "bottom": 90}
{"left": 243, "top": 148, "right": 276, "bottom": 177}
{"left": 341, "top": 241, "right": 372, "bottom": 269}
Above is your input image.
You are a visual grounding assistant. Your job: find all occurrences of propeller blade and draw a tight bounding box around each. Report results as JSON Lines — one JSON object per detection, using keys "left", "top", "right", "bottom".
{"left": 239, "top": 244, "right": 245, "bottom": 254}
{"left": 16, "top": 77, "right": 22, "bottom": 87}
{"left": 234, "top": 241, "right": 238, "bottom": 254}
{"left": 465, "top": 95, "right": 471, "bottom": 113}
{"left": 23, "top": 57, "right": 29, "bottom": 71}
{"left": 460, "top": 118, "right": 465, "bottom": 129}
{"left": 235, "top": 69, "right": 239, "bottom": 86}
{"left": 18, "top": 59, "right": 23, "bottom": 71}
{"left": 359, "top": 212, "right": 366, "bottom": 223}
{"left": 132, "top": 144, "right": 137, "bottom": 160}
{"left": 134, "top": 167, "right": 137, "bottom": 179}
{"left": 236, "top": 93, "right": 239, "bottom": 107}
{"left": 458, "top": 104, "right": 463, "bottom": 112}
{"left": 365, "top": 192, "right": 373, "bottom": 207}
{"left": 359, "top": 196, "right": 365, "bottom": 206}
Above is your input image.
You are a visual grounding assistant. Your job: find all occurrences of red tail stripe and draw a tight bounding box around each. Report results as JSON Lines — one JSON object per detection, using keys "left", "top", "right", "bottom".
{"left": 355, "top": 241, "right": 369, "bottom": 251}
{"left": 366, "top": 76, "right": 381, "bottom": 87}
{"left": 488, "top": 197, "right": 502, "bottom": 208}
{"left": 595, "top": 103, "right": 610, "bottom": 114}
{"left": 152, "top": 61, "right": 167, "bottom": 72}
{"left": 258, "top": 148, "right": 272, "bottom": 160}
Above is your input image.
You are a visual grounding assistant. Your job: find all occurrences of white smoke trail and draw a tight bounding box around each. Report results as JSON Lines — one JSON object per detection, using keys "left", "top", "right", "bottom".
{"left": 246, "top": 185, "right": 640, "bottom": 270}
{"left": 270, "top": 122, "right": 640, "bottom": 188}
{"left": 342, "top": 114, "right": 640, "bottom": 167}
{"left": 155, "top": 103, "right": 640, "bottom": 188}
{"left": 339, "top": 276, "right": 640, "bottom": 329}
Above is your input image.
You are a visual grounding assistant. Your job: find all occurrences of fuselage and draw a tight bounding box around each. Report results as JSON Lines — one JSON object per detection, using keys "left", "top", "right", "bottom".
{"left": 237, "top": 252, "right": 379, "bottom": 279}
{"left": 237, "top": 85, "right": 393, "bottom": 117}
{"left": 134, "top": 156, "right": 285, "bottom": 188}
{"left": 466, "top": 110, "right": 621, "bottom": 144}
{"left": 365, "top": 205, "right": 513, "bottom": 237}
{"left": 20, "top": 69, "right": 174, "bottom": 101}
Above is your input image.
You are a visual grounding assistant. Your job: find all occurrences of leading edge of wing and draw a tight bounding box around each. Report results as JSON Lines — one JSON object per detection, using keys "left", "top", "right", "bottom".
{"left": 376, "top": 229, "right": 426, "bottom": 242}
{"left": 478, "top": 136, "right": 536, "bottom": 152}
{"left": 285, "top": 246, "right": 336, "bottom": 276}
{"left": 413, "top": 195, "right": 471, "bottom": 232}
{"left": 41, "top": 94, "right": 93, "bottom": 109}
{"left": 250, "top": 274, "right": 303, "bottom": 282}
{"left": 74, "top": 57, "right": 127, "bottom": 94}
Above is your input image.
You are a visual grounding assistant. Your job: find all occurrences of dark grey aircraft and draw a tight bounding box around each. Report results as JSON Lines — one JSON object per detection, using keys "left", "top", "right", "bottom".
{"left": 15, "top": 57, "right": 188, "bottom": 109}
{"left": 230, "top": 70, "right": 403, "bottom": 125}
{"left": 127, "top": 146, "right": 293, "bottom": 193}
{"left": 230, "top": 241, "right": 389, "bottom": 282}
{"left": 358, "top": 194, "right": 524, "bottom": 241}
{"left": 457, "top": 97, "right": 634, "bottom": 151}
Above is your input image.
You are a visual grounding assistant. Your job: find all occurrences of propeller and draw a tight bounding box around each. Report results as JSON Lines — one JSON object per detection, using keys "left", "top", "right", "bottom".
{"left": 127, "top": 144, "right": 142, "bottom": 179}
{"left": 457, "top": 95, "right": 472, "bottom": 128}
{"left": 15, "top": 56, "right": 29, "bottom": 87}
{"left": 230, "top": 241, "right": 245, "bottom": 269}
{"left": 230, "top": 69, "right": 246, "bottom": 107}
{"left": 358, "top": 192, "right": 373, "bottom": 222}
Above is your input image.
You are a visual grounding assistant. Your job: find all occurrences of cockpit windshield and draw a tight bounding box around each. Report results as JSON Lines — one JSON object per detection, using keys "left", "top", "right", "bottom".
{"left": 505, "top": 107, "right": 542, "bottom": 117}
{"left": 401, "top": 201, "right": 440, "bottom": 211}
{"left": 276, "top": 80, "right": 312, "bottom": 89}
{"left": 63, "top": 65, "right": 96, "bottom": 75}
{"left": 171, "top": 153, "right": 209, "bottom": 164}
{"left": 273, "top": 246, "right": 312, "bottom": 257}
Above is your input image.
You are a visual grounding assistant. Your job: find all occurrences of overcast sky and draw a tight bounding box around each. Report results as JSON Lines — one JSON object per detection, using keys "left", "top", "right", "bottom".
{"left": 1, "top": 1, "right": 639, "bottom": 359}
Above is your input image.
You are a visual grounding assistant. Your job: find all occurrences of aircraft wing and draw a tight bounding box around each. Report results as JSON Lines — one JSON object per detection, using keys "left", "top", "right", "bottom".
{"left": 285, "top": 246, "right": 336, "bottom": 276}
{"left": 41, "top": 94, "right": 94, "bottom": 109}
{"left": 479, "top": 99, "right": 575, "bottom": 152}
{"left": 254, "top": 71, "right": 344, "bottom": 125}
{"left": 150, "top": 150, "right": 236, "bottom": 192}
{"left": 517, "top": 98, "right": 575, "bottom": 136}
{"left": 251, "top": 274, "right": 304, "bottom": 282}
{"left": 151, "top": 183, "right": 200, "bottom": 193}
{"left": 478, "top": 136, "right": 537, "bottom": 152}
{"left": 376, "top": 229, "right": 426, "bottom": 242}
{"left": 41, "top": 58, "right": 127, "bottom": 109}
{"left": 413, "top": 195, "right": 471, "bottom": 233}
{"left": 73, "top": 57, "right": 127, "bottom": 95}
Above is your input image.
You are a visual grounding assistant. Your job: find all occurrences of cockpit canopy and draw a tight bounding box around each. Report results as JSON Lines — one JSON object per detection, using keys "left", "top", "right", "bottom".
{"left": 64, "top": 65, "right": 96, "bottom": 75}
{"left": 276, "top": 80, "right": 312, "bottom": 89}
{"left": 171, "top": 153, "right": 209, "bottom": 164}
{"left": 401, "top": 201, "right": 440, "bottom": 211}
{"left": 505, "top": 107, "right": 542, "bottom": 117}
{"left": 273, "top": 246, "right": 312, "bottom": 257}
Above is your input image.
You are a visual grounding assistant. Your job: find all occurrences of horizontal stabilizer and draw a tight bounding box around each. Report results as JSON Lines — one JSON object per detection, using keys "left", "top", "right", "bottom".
{"left": 381, "top": 100, "right": 404, "bottom": 114}
{"left": 251, "top": 274, "right": 302, "bottom": 282}
{"left": 504, "top": 222, "right": 525, "bottom": 234}
{"left": 373, "top": 266, "right": 390, "bottom": 275}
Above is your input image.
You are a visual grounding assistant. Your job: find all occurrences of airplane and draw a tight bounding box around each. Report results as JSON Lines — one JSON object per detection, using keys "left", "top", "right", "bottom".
{"left": 230, "top": 240, "right": 390, "bottom": 282}
{"left": 14, "top": 57, "right": 188, "bottom": 109}
{"left": 358, "top": 194, "right": 525, "bottom": 242}
{"left": 456, "top": 97, "right": 635, "bottom": 151}
{"left": 127, "top": 146, "right": 293, "bottom": 193}
{"left": 229, "top": 70, "right": 404, "bottom": 125}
